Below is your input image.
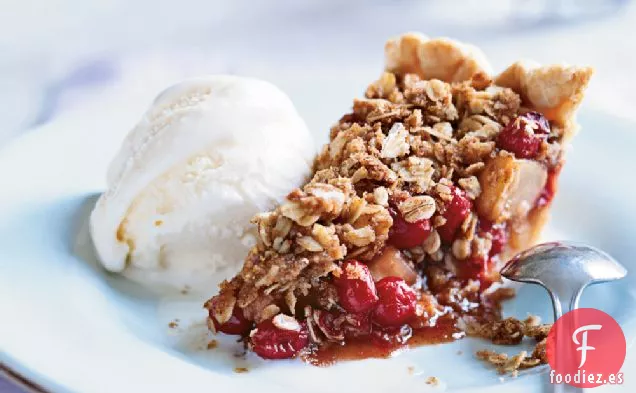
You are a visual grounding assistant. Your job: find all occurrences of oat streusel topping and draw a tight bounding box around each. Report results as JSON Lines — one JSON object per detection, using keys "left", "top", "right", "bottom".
{"left": 207, "top": 70, "right": 564, "bottom": 324}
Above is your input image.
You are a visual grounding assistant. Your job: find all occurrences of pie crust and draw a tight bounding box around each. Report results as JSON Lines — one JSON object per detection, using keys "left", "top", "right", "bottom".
{"left": 387, "top": 33, "right": 593, "bottom": 132}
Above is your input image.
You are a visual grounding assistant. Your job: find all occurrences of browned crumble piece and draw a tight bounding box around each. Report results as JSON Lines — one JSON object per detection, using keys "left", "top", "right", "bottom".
{"left": 474, "top": 315, "right": 552, "bottom": 374}
{"left": 234, "top": 367, "right": 249, "bottom": 374}
{"left": 532, "top": 338, "right": 548, "bottom": 363}
{"left": 503, "top": 351, "right": 527, "bottom": 374}
{"left": 168, "top": 319, "right": 179, "bottom": 329}
{"left": 476, "top": 349, "right": 508, "bottom": 366}
{"left": 207, "top": 339, "right": 218, "bottom": 350}
{"left": 425, "top": 376, "right": 440, "bottom": 386}
{"left": 477, "top": 348, "right": 545, "bottom": 375}
{"left": 523, "top": 322, "right": 551, "bottom": 341}
{"left": 466, "top": 317, "right": 525, "bottom": 345}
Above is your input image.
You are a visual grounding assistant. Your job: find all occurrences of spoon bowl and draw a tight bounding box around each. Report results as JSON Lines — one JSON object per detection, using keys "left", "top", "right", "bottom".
{"left": 502, "top": 241, "right": 627, "bottom": 291}
{"left": 501, "top": 241, "right": 627, "bottom": 320}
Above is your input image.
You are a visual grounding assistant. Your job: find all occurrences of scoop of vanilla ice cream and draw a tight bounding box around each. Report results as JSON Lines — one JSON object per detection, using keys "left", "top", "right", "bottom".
{"left": 90, "top": 75, "right": 315, "bottom": 291}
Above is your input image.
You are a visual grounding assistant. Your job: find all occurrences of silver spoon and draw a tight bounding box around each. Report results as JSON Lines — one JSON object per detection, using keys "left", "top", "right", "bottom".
{"left": 501, "top": 241, "right": 627, "bottom": 393}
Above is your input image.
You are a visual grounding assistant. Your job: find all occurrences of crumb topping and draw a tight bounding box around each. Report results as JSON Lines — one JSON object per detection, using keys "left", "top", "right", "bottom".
{"left": 207, "top": 71, "right": 566, "bottom": 324}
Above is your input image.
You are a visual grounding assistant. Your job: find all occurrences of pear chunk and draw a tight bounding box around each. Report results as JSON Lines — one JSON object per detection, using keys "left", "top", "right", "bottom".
{"left": 476, "top": 154, "right": 547, "bottom": 223}
{"left": 367, "top": 246, "right": 418, "bottom": 285}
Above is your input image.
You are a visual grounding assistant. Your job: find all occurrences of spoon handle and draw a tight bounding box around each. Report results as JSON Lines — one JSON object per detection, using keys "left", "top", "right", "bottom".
{"left": 548, "top": 281, "right": 584, "bottom": 321}
{"left": 549, "top": 283, "right": 585, "bottom": 393}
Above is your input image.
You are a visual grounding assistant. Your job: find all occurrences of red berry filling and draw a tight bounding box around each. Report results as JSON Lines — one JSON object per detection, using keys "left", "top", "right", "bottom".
{"left": 372, "top": 277, "right": 417, "bottom": 327}
{"left": 335, "top": 260, "right": 379, "bottom": 313}
{"left": 497, "top": 111, "right": 550, "bottom": 159}
{"left": 536, "top": 166, "right": 561, "bottom": 208}
{"left": 478, "top": 220, "right": 507, "bottom": 257}
{"left": 438, "top": 187, "right": 472, "bottom": 243}
{"left": 251, "top": 318, "right": 309, "bottom": 360}
{"left": 388, "top": 206, "right": 432, "bottom": 249}
{"left": 457, "top": 256, "right": 494, "bottom": 289}
{"left": 209, "top": 304, "right": 252, "bottom": 336}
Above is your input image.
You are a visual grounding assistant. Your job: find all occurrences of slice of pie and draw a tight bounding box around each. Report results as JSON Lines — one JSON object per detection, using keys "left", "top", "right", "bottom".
{"left": 204, "top": 33, "right": 593, "bottom": 362}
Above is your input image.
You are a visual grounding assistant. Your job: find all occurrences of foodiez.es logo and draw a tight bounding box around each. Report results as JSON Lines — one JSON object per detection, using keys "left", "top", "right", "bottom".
{"left": 573, "top": 324, "right": 602, "bottom": 368}
{"left": 547, "top": 308, "right": 626, "bottom": 388}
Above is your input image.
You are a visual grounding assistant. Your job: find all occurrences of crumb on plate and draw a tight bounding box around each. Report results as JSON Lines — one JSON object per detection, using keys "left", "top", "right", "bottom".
{"left": 472, "top": 314, "right": 549, "bottom": 375}
{"left": 425, "top": 376, "right": 440, "bottom": 386}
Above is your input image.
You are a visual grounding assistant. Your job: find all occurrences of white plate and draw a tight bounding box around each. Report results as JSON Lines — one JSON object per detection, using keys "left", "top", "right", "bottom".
{"left": 1, "top": 100, "right": 635, "bottom": 392}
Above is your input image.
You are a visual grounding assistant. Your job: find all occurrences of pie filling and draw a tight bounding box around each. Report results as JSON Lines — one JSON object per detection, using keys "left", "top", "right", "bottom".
{"left": 204, "top": 66, "right": 572, "bottom": 364}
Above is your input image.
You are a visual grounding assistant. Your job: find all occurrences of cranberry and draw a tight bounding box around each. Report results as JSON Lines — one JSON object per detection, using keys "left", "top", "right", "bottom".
{"left": 458, "top": 256, "right": 486, "bottom": 280}
{"left": 525, "top": 112, "right": 550, "bottom": 131}
{"left": 478, "top": 220, "right": 507, "bottom": 257}
{"left": 335, "top": 260, "right": 378, "bottom": 313}
{"left": 388, "top": 206, "right": 432, "bottom": 249}
{"left": 209, "top": 304, "right": 252, "bottom": 336}
{"left": 536, "top": 166, "right": 561, "bottom": 207}
{"left": 497, "top": 111, "right": 550, "bottom": 159}
{"left": 438, "top": 187, "right": 472, "bottom": 243}
{"left": 251, "top": 318, "right": 309, "bottom": 360}
{"left": 372, "top": 277, "right": 417, "bottom": 327}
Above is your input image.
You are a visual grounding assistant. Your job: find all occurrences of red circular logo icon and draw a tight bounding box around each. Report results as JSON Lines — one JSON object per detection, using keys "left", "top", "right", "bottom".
{"left": 547, "top": 308, "right": 626, "bottom": 388}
